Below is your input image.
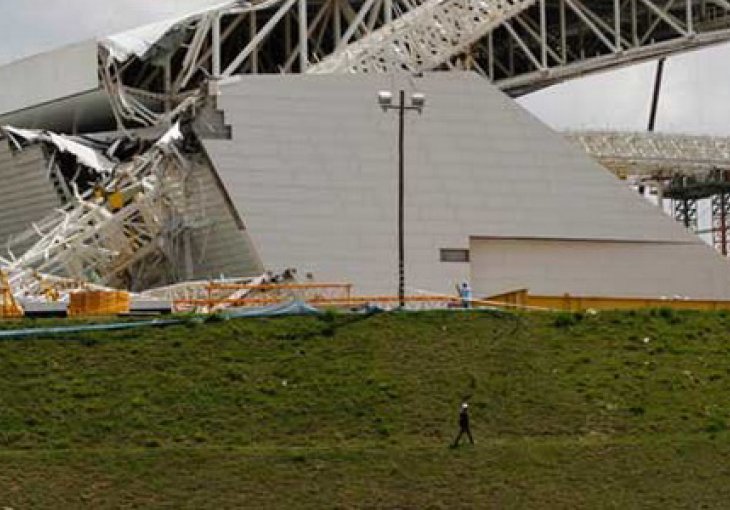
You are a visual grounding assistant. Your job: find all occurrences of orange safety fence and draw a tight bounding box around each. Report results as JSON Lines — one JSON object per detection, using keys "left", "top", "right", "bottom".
{"left": 206, "top": 283, "right": 353, "bottom": 292}
{"left": 204, "top": 283, "right": 352, "bottom": 301}
{"left": 175, "top": 283, "right": 355, "bottom": 312}
{"left": 174, "top": 294, "right": 462, "bottom": 310}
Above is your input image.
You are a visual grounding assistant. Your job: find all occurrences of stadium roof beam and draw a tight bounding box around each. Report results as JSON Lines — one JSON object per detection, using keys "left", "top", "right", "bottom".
{"left": 92, "top": 0, "right": 730, "bottom": 122}
{"left": 3, "top": 0, "right": 730, "bottom": 133}
{"left": 305, "top": 0, "right": 730, "bottom": 95}
{"left": 566, "top": 130, "right": 730, "bottom": 179}
{"left": 5, "top": 0, "right": 730, "bottom": 132}
{"left": 477, "top": 0, "right": 730, "bottom": 95}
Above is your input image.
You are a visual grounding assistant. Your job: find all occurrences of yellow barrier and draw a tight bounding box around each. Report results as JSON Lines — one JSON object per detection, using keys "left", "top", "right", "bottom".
{"left": 68, "top": 291, "right": 130, "bottom": 317}
{"left": 486, "top": 289, "right": 730, "bottom": 312}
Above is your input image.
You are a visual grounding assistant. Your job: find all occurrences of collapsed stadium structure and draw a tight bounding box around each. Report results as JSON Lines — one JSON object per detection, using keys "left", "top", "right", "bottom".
{"left": 2, "top": 0, "right": 730, "bottom": 305}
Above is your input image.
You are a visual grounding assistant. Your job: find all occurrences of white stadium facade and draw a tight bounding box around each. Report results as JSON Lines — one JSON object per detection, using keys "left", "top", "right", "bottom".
{"left": 2, "top": 0, "right": 730, "bottom": 300}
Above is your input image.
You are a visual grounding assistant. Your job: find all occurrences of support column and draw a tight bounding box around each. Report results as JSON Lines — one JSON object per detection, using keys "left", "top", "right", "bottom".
{"left": 687, "top": 0, "right": 694, "bottom": 35}
{"left": 540, "top": 0, "right": 547, "bottom": 68}
{"left": 250, "top": 12, "right": 259, "bottom": 73}
{"left": 560, "top": 0, "right": 567, "bottom": 63}
{"left": 614, "top": 0, "right": 622, "bottom": 51}
{"left": 333, "top": 0, "right": 341, "bottom": 46}
{"left": 164, "top": 57, "right": 173, "bottom": 117}
{"left": 285, "top": 12, "right": 292, "bottom": 57}
{"left": 487, "top": 32, "right": 494, "bottom": 79}
{"left": 299, "top": 0, "right": 309, "bottom": 72}
{"left": 631, "top": 0, "right": 638, "bottom": 46}
{"left": 648, "top": 58, "right": 665, "bottom": 132}
{"left": 212, "top": 14, "right": 222, "bottom": 78}
{"left": 713, "top": 192, "right": 730, "bottom": 255}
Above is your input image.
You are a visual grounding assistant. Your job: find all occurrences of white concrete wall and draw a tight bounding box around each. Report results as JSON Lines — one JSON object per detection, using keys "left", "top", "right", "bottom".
{"left": 470, "top": 238, "right": 730, "bottom": 300}
{"left": 181, "top": 154, "right": 264, "bottom": 280}
{"left": 203, "top": 72, "right": 727, "bottom": 297}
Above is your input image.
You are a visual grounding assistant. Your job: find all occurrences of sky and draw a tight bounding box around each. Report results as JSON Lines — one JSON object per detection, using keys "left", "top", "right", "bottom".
{"left": 518, "top": 42, "right": 730, "bottom": 136}
{"left": 1, "top": 0, "right": 730, "bottom": 135}
{"left": 0, "top": 0, "right": 216, "bottom": 64}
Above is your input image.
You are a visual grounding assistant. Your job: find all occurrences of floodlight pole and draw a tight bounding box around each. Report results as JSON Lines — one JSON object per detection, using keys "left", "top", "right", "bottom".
{"left": 379, "top": 89, "right": 424, "bottom": 309}
{"left": 397, "top": 89, "right": 405, "bottom": 309}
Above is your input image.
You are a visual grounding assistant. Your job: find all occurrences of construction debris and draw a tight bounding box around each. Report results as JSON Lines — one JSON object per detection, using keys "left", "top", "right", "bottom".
{"left": 0, "top": 270, "right": 22, "bottom": 318}
{"left": 0, "top": 119, "right": 210, "bottom": 295}
{"left": 0, "top": 112, "right": 243, "bottom": 315}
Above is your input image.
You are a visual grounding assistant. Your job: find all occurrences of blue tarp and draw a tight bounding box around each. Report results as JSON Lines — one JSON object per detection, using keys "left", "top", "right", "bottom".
{"left": 222, "top": 300, "right": 323, "bottom": 319}
{"left": 0, "top": 300, "right": 324, "bottom": 340}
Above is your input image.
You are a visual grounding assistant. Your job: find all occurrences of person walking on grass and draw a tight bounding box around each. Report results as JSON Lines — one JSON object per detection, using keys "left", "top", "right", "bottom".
{"left": 452, "top": 402, "right": 474, "bottom": 447}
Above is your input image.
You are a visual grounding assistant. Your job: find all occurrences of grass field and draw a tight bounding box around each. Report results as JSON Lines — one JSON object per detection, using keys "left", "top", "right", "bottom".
{"left": 1, "top": 309, "right": 729, "bottom": 508}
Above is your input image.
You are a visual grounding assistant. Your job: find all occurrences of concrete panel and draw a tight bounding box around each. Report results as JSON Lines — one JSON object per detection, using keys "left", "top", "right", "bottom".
{"left": 470, "top": 238, "right": 730, "bottom": 300}
{"left": 179, "top": 154, "right": 264, "bottom": 280}
{"left": 203, "top": 72, "right": 726, "bottom": 297}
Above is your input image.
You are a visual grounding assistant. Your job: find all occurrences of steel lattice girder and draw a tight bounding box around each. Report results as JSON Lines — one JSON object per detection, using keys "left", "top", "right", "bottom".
{"left": 309, "top": 0, "right": 730, "bottom": 95}
{"left": 481, "top": 0, "right": 730, "bottom": 95}
{"left": 308, "top": 0, "right": 537, "bottom": 74}
{"left": 565, "top": 130, "right": 730, "bottom": 178}
{"left": 105, "top": 0, "right": 730, "bottom": 109}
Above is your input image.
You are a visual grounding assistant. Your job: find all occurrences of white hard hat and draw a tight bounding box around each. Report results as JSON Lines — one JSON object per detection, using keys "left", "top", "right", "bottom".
{"left": 462, "top": 402, "right": 469, "bottom": 409}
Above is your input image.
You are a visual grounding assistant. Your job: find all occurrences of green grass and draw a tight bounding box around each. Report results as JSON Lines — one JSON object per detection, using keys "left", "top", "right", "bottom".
{"left": 1, "top": 309, "right": 730, "bottom": 507}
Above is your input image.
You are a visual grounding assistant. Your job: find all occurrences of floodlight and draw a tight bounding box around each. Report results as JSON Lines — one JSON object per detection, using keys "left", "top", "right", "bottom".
{"left": 377, "top": 90, "right": 393, "bottom": 107}
{"left": 411, "top": 92, "right": 426, "bottom": 109}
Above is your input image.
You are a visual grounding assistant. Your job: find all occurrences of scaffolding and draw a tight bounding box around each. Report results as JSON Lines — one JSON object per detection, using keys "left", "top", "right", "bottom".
{"left": 568, "top": 131, "right": 730, "bottom": 256}
{"left": 663, "top": 172, "right": 730, "bottom": 256}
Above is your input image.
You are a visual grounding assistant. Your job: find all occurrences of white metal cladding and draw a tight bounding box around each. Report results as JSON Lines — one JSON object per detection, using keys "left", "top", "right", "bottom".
{"left": 178, "top": 154, "right": 265, "bottom": 280}
{"left": 0, "top": 143, "right": 62, "bottom": 251}
{"left": 0, "top": 41, "right": 99, "bottom": 117}
{"left": 101, "top": 1, "right": 240, "bottom": 61}
{"left": 201, "top": 72, "right": 720, "bottom": 296}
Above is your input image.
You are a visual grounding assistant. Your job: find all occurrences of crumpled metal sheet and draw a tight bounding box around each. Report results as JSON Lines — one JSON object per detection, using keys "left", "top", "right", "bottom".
{"left": 100, "top": 1, "right": 239, "bottom": 62}
{"left": 2, "top": 125, "right": 114, "bottom": 173}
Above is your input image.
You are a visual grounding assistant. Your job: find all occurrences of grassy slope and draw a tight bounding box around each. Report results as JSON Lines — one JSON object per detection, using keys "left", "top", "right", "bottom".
{"left": 1, "top": 310, "right": 730, "bottom": 508}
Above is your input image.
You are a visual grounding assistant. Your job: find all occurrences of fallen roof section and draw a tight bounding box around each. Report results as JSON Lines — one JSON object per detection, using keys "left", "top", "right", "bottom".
{"left": 101, "top": 0, "right": 243, "bottom": 62}
{"left": 2, "top": 126, "right": 114, "bottom": 173}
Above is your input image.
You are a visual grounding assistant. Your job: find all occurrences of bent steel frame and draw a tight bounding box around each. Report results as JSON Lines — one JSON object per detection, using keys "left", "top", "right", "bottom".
{"left": 99, "top": 0, "right": 730, "bottom": 128}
